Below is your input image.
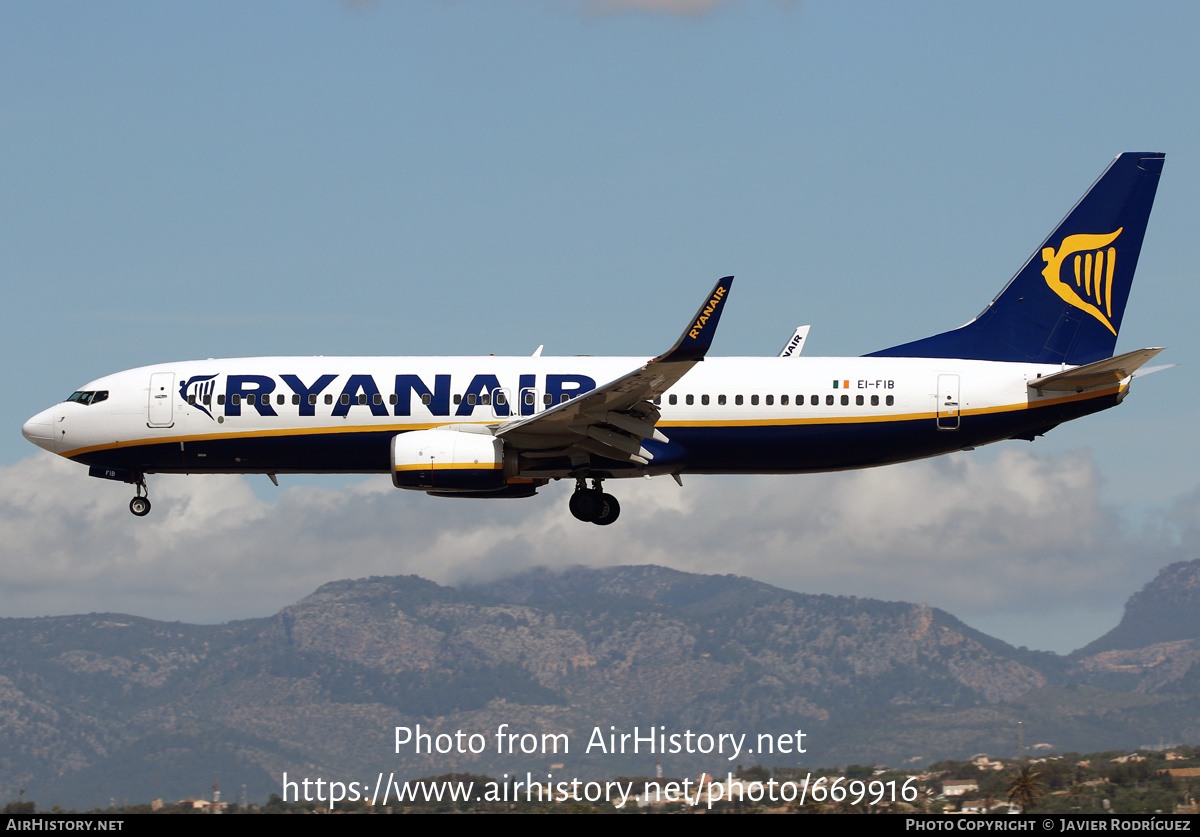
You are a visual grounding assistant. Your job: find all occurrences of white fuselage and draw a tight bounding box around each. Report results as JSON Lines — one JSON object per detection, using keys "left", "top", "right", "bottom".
{"left": 22, "top": 354, "right": 1122, "bottom": 480}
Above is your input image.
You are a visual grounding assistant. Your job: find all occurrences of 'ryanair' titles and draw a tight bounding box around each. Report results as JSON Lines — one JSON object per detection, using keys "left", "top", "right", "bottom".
{"left": 688, "top": 284, "right": 727, "bottom": 340}
{"left": 182, "top": 372, "right": 599, "bottom": 420}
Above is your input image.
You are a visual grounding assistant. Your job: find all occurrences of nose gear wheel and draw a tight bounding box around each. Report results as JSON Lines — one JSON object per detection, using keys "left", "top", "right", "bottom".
{"left": 129, "top": 474, "right": 151, "bottom": 517}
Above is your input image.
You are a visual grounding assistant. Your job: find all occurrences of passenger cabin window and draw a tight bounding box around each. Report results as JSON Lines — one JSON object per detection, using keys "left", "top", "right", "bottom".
{"left": 701, "top": 394, "right": 710, "bottom": 406}
{"left": 735, "top": 395, "right": 743, "bottom": 406}
{"left": 292, "top": 394, "right": 300, "bottom": 405}
{"left": 231, "top": 394, "right": 241, "bottom": 406}
{"left": 825, "top": 395, "right": 833, "bottom": 406}
{"left": 718, "top": 394, "right": 726, "bottom": 406}
{"left": 871, "top": 395, "right": 879, "bottom": 406}
{"left": 324, "top": 394, "right": 333, "bottom": 405}
{"left": 840, "top": 395, "right": 849, "bottom": 406}
{"left": 781, "top": 395, "right": 788, "bottom": 406}
{"left": 886, "top": 395, "right": 895, "bottom": 406}
{"left": 217, "top": 394, "right": 226, "bottom": 405}
{"left": 187, "top": 394, "right": 196, "bottom": 405}
{"left": 309, "top": 394, "right": 317, "bottom": 405}
{"left": 669, "top": 395, "right": 678, "bottom": 405}
{"left": 810, "top": 395, "right": 819, "bottom": 406}
{"left": 765, "top": 395, "right": 774, "bottom": 406}
{"left": 340, "top": 394, "right": 350, "bottom": 405}
{"left": 856, "top": 395, "right": 864, "bottom": 406}
{"left": 466, "top": 393, "right": 477, "bottom": 406}
{"left": 372, "top": 393, "right": 382, "bottom": 406}
{"left": 524, "top": 392, "right": 535, "bottom": 407}
{"left": 278, "top": 394, "right": 285, "bottom": 405}
{"left": 246, "top": 394, "right": 255, "bottom": 405}
{"left": 421, "top": 393, "right": 432, "bottom": 405}
{"left": 750, "top": 395, "right": 759, "bottom": 406}
{"left": 685, "top": 395, "right": 694, "bottom": 405}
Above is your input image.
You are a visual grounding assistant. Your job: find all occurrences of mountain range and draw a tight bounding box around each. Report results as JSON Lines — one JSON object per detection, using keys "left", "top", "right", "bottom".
{"left": 4, "top": 561, "right": 1200, "bottom": 809}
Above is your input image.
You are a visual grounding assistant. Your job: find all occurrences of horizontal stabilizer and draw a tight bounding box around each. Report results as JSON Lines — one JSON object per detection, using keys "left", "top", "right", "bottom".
{"left": 1027, "top": 347, "right": 1166, "bottom": 392}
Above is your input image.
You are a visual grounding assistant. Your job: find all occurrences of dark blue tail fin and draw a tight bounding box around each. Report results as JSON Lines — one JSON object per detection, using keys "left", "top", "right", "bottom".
{"left": 867, "top": 153, "right": 1164, "bottom": 366}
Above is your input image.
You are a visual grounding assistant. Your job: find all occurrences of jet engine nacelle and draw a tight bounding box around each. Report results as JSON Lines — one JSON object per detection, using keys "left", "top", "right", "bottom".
{"left": 391, "top": 426, "right": 514, "bottom": 493}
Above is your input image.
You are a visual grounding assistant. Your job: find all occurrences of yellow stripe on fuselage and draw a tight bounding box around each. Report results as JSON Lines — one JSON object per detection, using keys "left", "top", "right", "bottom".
{"left": 62, "top": 384, "right": 1122, "bottom": 459}
{"left": 393, "top": 462, "right": 502, "bottom": 472}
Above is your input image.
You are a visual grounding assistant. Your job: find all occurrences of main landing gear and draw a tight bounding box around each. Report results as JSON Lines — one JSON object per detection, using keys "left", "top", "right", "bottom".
{"left": 129, "top": 475, "right": 151, "bottom": 517}
{"left": 569, "top": 478, "right": 620, "bottom": 525}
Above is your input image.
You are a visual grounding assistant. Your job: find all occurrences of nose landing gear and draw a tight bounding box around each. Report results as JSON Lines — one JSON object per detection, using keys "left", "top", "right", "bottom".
{"left": 569, "top": 478, "right": 620, "bottom": 525}
{"left": 129, "top": 475, "right": 151, "bottom": 517}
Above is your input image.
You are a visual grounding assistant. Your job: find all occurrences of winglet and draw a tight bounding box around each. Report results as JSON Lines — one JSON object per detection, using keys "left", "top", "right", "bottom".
{"left": 655, "top": 276, "right": 734, "bottom": 363}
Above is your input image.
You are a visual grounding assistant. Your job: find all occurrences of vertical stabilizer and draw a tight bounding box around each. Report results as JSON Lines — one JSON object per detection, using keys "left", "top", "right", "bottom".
{"left": 868, "top": 153, "right": 1164, "bottom": 365}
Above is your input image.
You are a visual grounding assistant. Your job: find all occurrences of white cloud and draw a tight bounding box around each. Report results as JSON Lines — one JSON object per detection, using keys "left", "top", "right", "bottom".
{"left": 0, "top": 448, "right": 1184, "bottom": 654}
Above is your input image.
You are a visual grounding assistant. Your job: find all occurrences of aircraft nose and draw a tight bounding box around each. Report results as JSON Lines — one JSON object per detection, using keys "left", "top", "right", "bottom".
{"left": 22, "top": 407, "right": 57, "bottom": 452}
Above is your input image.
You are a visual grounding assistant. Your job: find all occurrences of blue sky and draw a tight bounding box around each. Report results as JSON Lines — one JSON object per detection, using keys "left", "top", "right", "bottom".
{"left": 2, "top": 1, "right": 1198, "bottom": 655}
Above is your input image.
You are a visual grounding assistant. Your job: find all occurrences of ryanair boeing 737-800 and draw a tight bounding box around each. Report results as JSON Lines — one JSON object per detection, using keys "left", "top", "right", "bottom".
{"left": 22, "top": 153, "right": 1167, "bottom": 525}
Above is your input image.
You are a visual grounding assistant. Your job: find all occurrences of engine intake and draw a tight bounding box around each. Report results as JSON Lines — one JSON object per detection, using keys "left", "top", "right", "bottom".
{"left": 391, "top": 427, "right": 513, "bottom": 493}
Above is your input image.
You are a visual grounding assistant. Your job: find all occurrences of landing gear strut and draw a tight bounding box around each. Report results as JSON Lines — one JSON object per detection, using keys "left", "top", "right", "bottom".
{"left": 129, "top": 475, "right": 151, "bottom": 517}
{"left": 569, "top": 478, "right": 620, "bottom": 525}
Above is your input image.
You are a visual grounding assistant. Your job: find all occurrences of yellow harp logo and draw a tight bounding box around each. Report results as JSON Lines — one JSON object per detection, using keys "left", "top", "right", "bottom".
{"left": 1041, "top": 228, "right": 1122, "bottom": 335}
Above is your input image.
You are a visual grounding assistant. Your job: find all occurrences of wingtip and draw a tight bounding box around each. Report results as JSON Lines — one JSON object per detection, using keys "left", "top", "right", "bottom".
{"left": 656, "top": 276, "right": 735, "bottom": 364}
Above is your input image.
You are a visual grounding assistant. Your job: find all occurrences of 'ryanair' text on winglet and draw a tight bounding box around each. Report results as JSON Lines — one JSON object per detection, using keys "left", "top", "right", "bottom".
{"left": 655, "top": 276, "right": 734, "bottom": 364}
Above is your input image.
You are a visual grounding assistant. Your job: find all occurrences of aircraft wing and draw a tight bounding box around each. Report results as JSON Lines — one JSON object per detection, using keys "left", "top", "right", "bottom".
{"left": 496, "top": 277, "right": 733, "bottom": 465}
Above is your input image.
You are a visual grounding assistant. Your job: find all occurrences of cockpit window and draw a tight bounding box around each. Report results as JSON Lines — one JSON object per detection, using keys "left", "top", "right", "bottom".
{"left": 65, "top": 390, "right": 108, "bottom": 406}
